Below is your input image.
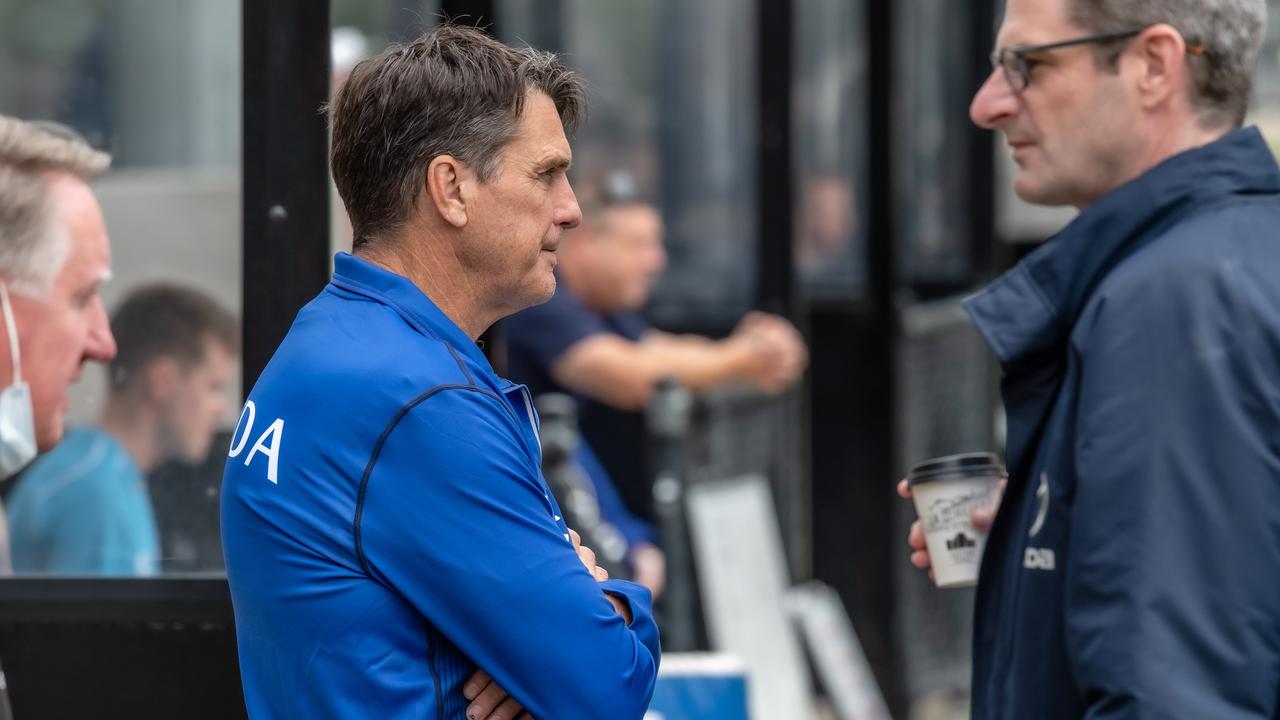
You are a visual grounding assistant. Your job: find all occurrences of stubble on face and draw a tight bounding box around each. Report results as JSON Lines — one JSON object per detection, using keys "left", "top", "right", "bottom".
{"left": 1010, "top": 73, "right": 1136, "bottom": 207}
{"left": 462, "top": 92, "right": 577, "bottom": 316}
{"left": 983, "top": 0, "right": 1142, "bottom": 209}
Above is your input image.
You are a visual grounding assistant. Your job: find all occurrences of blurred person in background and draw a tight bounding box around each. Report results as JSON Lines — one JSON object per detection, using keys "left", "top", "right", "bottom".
{"left": 0, "top": 114, "right": 117, "bottom": 720}
{"left": 222, "top": 25, "right": 658, "bottom": 720}
{"left": 503, "top": 171, "right": 808, "bottom": 535}
{"left": 6, "top": 284, "right": 236, "bottom": 576}
{"left": 794, "top": 171, "right": 857, "bottom": 284}
{"left": 901, "top": 0, "right": 1280, "bottom": 716}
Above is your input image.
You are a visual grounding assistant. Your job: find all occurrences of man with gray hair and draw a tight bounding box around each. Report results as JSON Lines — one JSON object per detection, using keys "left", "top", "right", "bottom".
{"left": 900, "top": 0, "right": 1280, "bottom": 716}
{"left": 0, "top": 116, "right": 117, "bottom": 545}
{"left": 0, "top": 114, "right": 117, "bottom": 720}
{"left": 221, "top": 24, "right": 659, "bottom": 720}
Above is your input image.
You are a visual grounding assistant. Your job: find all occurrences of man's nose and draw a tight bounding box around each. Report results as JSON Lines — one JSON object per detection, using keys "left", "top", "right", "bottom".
{"left": 556, "top": 177, "right": 582, "bottom": 230}
{"left": 85, "top": 298, "right": 117, "bottom": 362}
{"left": 970, "top": 67, "right": 1017, "bottom": 130}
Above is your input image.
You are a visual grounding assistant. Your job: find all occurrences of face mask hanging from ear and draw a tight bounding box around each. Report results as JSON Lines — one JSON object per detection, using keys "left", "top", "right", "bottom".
{"left": 0, "top": 283, "right": 36, "bottom": 477}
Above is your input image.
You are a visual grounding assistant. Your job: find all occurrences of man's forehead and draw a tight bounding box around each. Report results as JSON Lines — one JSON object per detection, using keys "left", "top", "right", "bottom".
{"left": 996, "top": 0, "right": 1079, "bottom": 47}
{"left": 531, "top": 142, "right": 572, "bottom": 167}
{"left": 49, "top": 181, "right": 112, "bottom": 288}
{"left": 515, "top": 92, "right": 573, "bottom": 160}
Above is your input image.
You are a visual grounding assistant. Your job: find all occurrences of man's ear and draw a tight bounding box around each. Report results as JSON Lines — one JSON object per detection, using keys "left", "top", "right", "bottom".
{"left": 144, "top": 357, "right": 180, "bottom": 404}
{"left": 424, "top": 155, "right": 473, "bottom": 228}
{"left": 1131, "top": 23, "right": 1189, "bottom": 112}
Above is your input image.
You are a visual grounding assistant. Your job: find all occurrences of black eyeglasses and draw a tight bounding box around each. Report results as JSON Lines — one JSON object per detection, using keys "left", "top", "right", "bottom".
{"left": 991, "top": 28, "right": 1207, "bottom": 93}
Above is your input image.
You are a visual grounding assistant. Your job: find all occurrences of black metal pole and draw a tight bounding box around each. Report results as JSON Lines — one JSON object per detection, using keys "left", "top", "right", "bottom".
{"left": 755, "top": 0, "right": 794, "bottom": 318}
{"left": 241, "top": 0, "right": 332, "bottom": 393}
{"left": 846, "top": 0, "right": 907, "bottom": 713}
{"left": 649, "top": 379, "right": 696, "bottom": 651}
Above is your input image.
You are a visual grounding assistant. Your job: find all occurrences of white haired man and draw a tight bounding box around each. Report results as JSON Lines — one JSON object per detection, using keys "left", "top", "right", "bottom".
{"left": 0, "top": 116, "right": 117, "bottom": 567}
{"left": 0, "top": 115, "right": 117, "bottom": 720}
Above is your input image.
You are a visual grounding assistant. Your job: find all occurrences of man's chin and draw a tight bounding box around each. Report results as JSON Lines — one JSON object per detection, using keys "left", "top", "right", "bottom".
{"left": 517, "top": 275, "right": 558, "bottom": 311}
{"left": 530, "top": 286, "right": 556, "bottom": 308}
{"left": 36, "top": 416, "right": 65, "bottom": 453}
{"left": 1012, "top": 174, "right": 1072, "bottom": 208}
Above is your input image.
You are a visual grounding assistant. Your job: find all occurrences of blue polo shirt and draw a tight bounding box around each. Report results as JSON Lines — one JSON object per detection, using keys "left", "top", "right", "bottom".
{"left": 221, "top": 253, "right": 660, "bottom": 720}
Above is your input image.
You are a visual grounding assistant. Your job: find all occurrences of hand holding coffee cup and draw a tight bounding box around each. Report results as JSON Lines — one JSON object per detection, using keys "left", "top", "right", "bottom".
{"left": 898, "top": 453, "right": 1006, "bottom": 588}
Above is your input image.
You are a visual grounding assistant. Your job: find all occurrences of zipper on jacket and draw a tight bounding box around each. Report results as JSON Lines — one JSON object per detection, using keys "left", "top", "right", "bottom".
{"left": 517, "top": 385, "right": 541, "bottom": 453}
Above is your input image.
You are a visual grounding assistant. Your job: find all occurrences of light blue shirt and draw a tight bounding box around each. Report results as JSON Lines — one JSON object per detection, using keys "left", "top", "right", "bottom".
{"left": 7, "top": 427, "right": 159, "bottom": 576}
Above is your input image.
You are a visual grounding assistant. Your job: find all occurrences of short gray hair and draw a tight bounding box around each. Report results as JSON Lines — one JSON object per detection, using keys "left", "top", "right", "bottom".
{"left": 329, "top": 24, "right": 586, "bottom": 249}
{"left": 0, "top": 116, "right": 110, "bottom": 296}
{"left": 1068, "top": 0, "right": 1268, "bottom": 128}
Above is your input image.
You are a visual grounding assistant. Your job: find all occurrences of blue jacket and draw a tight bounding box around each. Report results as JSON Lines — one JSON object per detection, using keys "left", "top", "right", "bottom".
{"left": 964, "top": 127, "right": 1280, "bottom": 719}
{"left": 221, "top": 254, "right": 660, "bottom": 720}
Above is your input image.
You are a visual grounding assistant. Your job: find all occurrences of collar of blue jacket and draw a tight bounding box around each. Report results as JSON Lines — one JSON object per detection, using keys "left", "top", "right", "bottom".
{"left": 329, "top": 251, "right": 492, "bottom": 372}
{"left": 964, "top": 126, "right": 1280, "bottom": 366}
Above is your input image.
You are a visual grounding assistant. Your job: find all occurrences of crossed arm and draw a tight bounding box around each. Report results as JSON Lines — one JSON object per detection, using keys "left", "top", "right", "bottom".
{"left": 359, "top": 389, "right": 660, "bottom": 720}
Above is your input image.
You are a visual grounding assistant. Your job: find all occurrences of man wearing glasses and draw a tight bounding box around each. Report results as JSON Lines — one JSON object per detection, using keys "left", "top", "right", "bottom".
{"left": 904, "top": 0, "right": 1280, "bottom": 717}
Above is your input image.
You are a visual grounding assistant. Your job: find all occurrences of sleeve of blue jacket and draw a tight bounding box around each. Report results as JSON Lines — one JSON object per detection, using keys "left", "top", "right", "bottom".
{"left": 1067, "top": 262, "right": 1280, "bottom": 718}
{"left": 358, "top": 387, "right": 660, "bottom": 720}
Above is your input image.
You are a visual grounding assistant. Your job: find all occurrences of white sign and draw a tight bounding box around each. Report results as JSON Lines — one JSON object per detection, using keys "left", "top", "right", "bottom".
{"left": 786, "top": 582, "right": 891, "bottom": 720}
{"left": 687, "top": 476, "right": 811, "bottom": 720}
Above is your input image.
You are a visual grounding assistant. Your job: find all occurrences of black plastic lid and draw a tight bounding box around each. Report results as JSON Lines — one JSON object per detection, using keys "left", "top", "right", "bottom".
{"left": 906, "top": 452, "right": 1005, "bottom": 486}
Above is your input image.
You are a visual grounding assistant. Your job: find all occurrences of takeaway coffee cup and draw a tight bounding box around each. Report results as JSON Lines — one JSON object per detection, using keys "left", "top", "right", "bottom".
{"left": 907, "top": 452, "right": 1005, "bottom": 589}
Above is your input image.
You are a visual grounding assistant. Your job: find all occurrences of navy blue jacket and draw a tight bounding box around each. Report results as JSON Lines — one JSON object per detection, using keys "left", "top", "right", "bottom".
{"left": 221, "top": 254, "right": 660, "bottom": 719}
{"left": 964, "top": 127, "right": 1280, "bottom": 719}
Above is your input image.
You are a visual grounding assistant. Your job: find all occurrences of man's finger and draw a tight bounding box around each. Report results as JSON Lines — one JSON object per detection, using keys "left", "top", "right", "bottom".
{"left": 911, "top": 550, "right": 931, "bottom": 569}
{"left": 567, "top": 528, "right": 581, "bottom": 548}
{"left": 484, "top": 696, "right": 526, "bottom": 720}
{"left": 972, "top": 505, "right": 997, "bottom": 532}
{"left": 908, "top": 520, "right": 927, "bottom": 551}
{"left": 897, "top": 478, "right": 912, "bottom": 499}
{"left": 463, "top": 669, "right": 491, "bottom": 701}
{"left": 467, "top": 678, "right": 509, "bottom": 720}
{"left": 594, "top": 565, "right": 610, "bottom": 581}
{"left": 577, "top": 544, "right": 597, "bottom": 570}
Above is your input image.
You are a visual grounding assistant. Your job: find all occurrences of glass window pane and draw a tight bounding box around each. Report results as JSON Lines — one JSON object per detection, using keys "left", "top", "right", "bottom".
{"left": 1249, "top": 1, "right": 1280, "bottom": 150}
{"left": 896, "top": 0, "right": 976, "bottom": 284}
{"left": 793, "top": 0, "right": 868, "bottom": 301}
{"left": 329, "top": 2, "right": 440, "bottom": 258}
{"left": 500, "top": 0, "right": 758, "bottom": 328}
{"left": 0, "top": 0, "right": 241, "bottom": 576}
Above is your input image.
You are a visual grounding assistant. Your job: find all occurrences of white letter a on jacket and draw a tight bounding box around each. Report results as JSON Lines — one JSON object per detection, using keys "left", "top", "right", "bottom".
{"left": 244, "top": 417, "right": 285, "bottom": 484}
